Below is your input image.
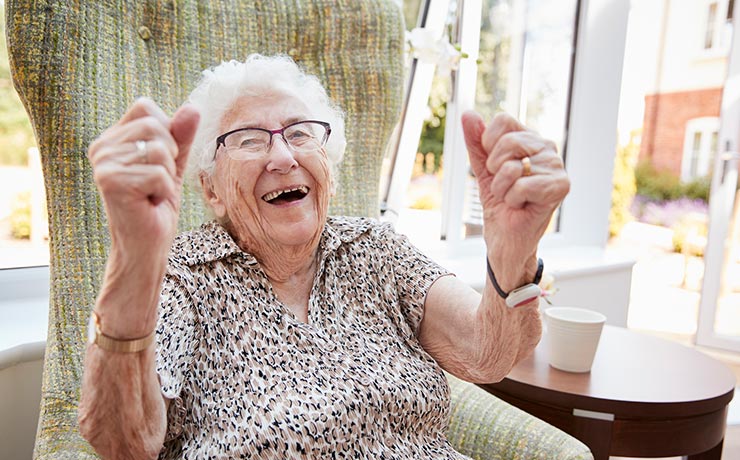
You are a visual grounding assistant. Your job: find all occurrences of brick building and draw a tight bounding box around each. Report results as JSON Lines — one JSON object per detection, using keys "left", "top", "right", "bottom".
{"left": 641, "top": 88, "right": 722, "bottom": 177}
{"left": 635, "top": 0, "right": 732, "bottom": 181}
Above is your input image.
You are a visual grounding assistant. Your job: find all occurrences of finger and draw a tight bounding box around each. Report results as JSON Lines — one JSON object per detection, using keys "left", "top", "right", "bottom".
{"left": 487, "top": 131, "right": 556, "bottom": 175}
{"left": 502, "top": 172, "right": 570, "bottom": 209}
{"left": 170, "top": 104, "right": 200, "bottom": 180}
{"left": 89, "top": 115, "right": 179, "bottom": 162}
{"left": 117, "top": 97, "right": 172, "bottom": 127}
{"left": 96, "top": 163, "right": 177, "bottom": 205}
{"left": 117, "top": 117, "right": 180, "bottom": 154}
{"left": 489, "top": 158, "right": 524, "bottom": 201}
{"left": 462, "top": 111, "right": 498, "bottom": 205}
{"left": 462, "top": 111, "right": 487, "bottom": 179}
{"left": 139, "top": 139, "right": 177, "bottom": 177}
{"left": 481, "top": 112, "right": 528, "bottom": 154}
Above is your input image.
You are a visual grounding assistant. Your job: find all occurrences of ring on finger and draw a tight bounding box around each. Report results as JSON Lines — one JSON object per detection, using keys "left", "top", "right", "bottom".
{"left": 521, "top": 156, "right": 532, "bottom": 177}
{"left": 135, "top": 140, "right": 148, "bottom": 164}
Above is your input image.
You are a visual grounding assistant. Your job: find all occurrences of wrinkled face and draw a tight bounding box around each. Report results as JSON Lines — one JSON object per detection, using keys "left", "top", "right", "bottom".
{"left": 202, "top": 92, "right": 333, "bottom": 254}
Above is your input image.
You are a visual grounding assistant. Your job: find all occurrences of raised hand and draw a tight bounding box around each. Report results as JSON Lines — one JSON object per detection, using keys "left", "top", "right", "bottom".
{"left": 87, "top": 98, "right": 199, "bottom": 338}
{"left": 461, "top": 111, "right": 569, "bottom": 289}
{"left": 88, "top": 98, "right": 199, "bottom": 262}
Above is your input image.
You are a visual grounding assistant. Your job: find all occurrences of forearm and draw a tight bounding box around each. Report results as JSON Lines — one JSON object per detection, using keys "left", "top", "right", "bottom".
{"left": 468, "top": 280, "right": 542, "bottom": 382}
{"left": 79, "top": 346, "right": 166, "bottom": 460}
{"left": 420, "top": 256, "right": 542, "bottom": 384}
{"left": 78, "top": 251, "right": 168, "bottom": 459}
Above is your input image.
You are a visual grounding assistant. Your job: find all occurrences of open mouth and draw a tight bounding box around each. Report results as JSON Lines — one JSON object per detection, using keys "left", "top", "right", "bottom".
{"left": 262, "top": 185, "right": 310, "bottom": 205}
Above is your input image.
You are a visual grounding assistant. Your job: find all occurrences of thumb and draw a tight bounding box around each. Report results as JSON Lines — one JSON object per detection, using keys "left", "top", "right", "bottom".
{"left": 170, "top": 104, "right": 200, "bottom": 180}
{"left": 462, "top": 110, "right": 493, "bottom": 200}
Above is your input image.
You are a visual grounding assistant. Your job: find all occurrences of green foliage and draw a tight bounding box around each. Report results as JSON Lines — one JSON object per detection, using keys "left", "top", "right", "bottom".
{"left": 682, "top": 175, "right": 712, "bottom": 202}
{"left": 418, "top": 101, "right": 446, "bottom": 171}
{"left": 635, "top": 161, "right": 711, "bottom": 203}
{"left": 609, "top": 134, "right": 638, "bottom": 237}
{"left": 0, "top": 4, "right": 37, "bottom": 166}
{"left": 10, "top": 190, "right": 32, "bottom": 239}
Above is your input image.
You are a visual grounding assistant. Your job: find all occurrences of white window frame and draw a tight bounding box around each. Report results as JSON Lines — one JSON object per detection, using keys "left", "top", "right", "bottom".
{"left": 681, "top": 116, "right": 720, "bottom": 181}
{"left": 700, "top": 0, "right": 732, "bottom": 56}
{"left": 392, "top": 0, "right": 629, "bottom": 255}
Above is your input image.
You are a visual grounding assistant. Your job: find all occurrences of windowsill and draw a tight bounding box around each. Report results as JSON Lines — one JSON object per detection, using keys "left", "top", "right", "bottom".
{"left": 0, "top": 266, "right": 50, "bottom": 355}
{"left": 394, "top": 209, "right": 634, "bottom": 280}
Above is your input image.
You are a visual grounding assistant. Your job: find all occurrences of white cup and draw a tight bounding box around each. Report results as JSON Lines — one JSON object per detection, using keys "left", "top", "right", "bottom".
{"left": 544, "top": 307, "right": 606, "bottom": 373}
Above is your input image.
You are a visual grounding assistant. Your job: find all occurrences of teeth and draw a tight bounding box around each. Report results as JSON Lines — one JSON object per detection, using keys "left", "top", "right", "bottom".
{"left": 262, "top": 185, "right": 309, "bottom": 202}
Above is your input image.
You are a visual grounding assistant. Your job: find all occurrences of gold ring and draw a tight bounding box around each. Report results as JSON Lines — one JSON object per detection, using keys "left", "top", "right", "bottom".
{"left": 521, "top": 156, "right": 532, "bottom": 177}
{"left": 135, "top": 140, "right": 148, "bottom": 164}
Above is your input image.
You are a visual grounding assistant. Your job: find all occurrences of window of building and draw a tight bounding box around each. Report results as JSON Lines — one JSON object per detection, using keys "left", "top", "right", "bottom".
{"left": 682, "top": 117, "right": 720, "bottom": 181}
{"left": 702, "top": 0, "right": 732, "bottom": 53}
{"left": 706, "top": 2, "right": 719, "bottom": 49}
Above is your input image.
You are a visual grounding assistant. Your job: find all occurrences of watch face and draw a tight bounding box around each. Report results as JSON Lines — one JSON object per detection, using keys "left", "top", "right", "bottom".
{"left": 88, "top": 314, "right": 97, "bottom": 344}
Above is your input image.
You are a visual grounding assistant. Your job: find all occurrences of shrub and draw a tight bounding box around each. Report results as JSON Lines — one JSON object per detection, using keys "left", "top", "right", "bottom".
{"left": 10, "top": 191, "right": 31, "bottom": 239}
{"left": 609, "top": 136, "right": 638, "bottom": 237}
{"left": 634, "top": 161, "right": 711, "bottom": 203}
{"left": 683, "top": 175, "right": 711, "bottom": 202}
{"left": 634, "top": 161, "right": 683, "bottom": 201}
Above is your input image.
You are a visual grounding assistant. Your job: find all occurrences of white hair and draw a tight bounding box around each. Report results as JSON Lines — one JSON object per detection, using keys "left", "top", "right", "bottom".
{"left": 187, "top": 54, "right": 346, "bottom": 179}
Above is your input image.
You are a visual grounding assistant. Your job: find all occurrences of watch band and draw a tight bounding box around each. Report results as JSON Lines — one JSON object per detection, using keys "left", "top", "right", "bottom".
{"left": 88, "top": 311, "right": 155, "bottom": 353}
{"left": 486, "top": 257, "right": 544, "bottom": 307}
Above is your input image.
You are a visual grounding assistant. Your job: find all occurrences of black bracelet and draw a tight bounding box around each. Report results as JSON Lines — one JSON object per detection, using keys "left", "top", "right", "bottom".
{"left": 486, "top": 257, "right": 544, "bottom": 299}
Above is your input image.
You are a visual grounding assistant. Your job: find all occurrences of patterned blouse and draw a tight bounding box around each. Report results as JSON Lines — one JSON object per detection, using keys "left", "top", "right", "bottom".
{"left": 155, "top": 216, "right": 469, "bottom": 459}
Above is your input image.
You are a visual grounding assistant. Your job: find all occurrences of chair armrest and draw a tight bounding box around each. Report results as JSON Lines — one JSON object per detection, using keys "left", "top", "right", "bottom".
{"left": 446, "top": 374, "right": 593, "bottom": 460}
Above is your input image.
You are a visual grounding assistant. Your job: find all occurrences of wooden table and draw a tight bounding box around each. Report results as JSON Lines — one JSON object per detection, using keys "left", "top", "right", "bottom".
{"left": 479, "top": 325, "right": 736, "bottom": 459}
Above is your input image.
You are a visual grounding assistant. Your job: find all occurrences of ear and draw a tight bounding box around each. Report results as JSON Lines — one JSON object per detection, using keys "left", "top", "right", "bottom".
{"left": 200, "top": 172, "right": 227, "bottom": 219}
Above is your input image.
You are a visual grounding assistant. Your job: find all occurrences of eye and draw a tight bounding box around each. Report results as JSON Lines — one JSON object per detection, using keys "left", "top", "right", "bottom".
{"left": 228, "top": 130, "right": 268, "bottom": 150}
{"left": 287, "top": 129, "right": 312, "bottom": 141}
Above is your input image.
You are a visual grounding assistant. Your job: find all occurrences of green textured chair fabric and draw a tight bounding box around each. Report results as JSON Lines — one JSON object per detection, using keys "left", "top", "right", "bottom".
{"left": 446, "top": 375, "right": 593, "bottom": 460}
{"left": 6, "top": 0, "right": 591, "bottom": 459}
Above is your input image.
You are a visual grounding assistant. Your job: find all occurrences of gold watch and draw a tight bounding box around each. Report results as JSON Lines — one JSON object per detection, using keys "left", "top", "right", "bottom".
{"left": 87, "top": 311, "right": 155, "bottom": 353}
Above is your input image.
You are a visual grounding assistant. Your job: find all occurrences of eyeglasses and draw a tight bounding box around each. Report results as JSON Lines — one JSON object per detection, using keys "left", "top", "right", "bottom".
{"left": 215, "top": 120, "right": 331, "bottom": 160}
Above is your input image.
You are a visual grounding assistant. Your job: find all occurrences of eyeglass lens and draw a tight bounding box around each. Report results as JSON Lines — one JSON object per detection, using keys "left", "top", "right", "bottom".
{"left": 222, "top": 121, "right": 328, "bottom": 160}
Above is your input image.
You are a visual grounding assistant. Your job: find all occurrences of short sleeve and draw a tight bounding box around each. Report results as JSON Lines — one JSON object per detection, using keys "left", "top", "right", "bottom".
{"left": 380, "top": 224, "right": 451, "bottom": 335}
{"left": 155, "top": 272, "right": 198, "bottom": 442}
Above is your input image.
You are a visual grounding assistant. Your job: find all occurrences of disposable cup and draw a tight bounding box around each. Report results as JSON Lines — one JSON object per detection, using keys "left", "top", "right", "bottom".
{"left": 544, "top": 307, "right": 606, "bottom": 373}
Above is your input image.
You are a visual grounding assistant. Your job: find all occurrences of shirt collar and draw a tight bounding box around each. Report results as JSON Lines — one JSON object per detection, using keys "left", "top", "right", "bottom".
{"left": 169, "top": 216, "right": 375, "bottom": 267}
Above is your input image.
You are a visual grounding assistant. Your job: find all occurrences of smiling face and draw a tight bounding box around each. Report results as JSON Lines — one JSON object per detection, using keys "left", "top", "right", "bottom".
{"left": 201, "top": 92, "right": 333, "bottom": 269}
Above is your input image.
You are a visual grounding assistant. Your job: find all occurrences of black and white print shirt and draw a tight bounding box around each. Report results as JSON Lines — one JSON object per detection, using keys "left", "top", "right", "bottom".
{"left": 156, "top": 216, "right": 468, "bottom": 459}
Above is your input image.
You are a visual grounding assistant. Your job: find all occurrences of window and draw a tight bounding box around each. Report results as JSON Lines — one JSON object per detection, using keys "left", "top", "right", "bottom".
{"left": 705, "top": 2, "right": 719, "bottom": 49}
{"left": 0, "top": 4, "right": 48, "bottom": 271}
{"left": 682, "top": 117, "right": 720, "bottom": 181}
{"left": 386, "top": 0, "right": 629, "bottom": 254}
{"left": 453, "top": 0, "right": 580, "bottom": 241}
{"left": 701, "top": 0, "right": 733, "bottom": 53}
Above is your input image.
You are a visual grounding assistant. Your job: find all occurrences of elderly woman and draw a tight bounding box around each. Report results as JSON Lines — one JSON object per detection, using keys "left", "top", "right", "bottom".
{"left": 79, "top": 54, "right": 569, "bottom": 459}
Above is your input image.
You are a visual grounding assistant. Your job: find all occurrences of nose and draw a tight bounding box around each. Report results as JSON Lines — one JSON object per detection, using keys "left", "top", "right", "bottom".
{"left": 265, "top": 135, "right": 298, "bottom": 173}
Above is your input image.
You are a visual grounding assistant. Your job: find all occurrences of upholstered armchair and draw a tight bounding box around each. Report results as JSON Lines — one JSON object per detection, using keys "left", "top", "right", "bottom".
{"left": 6, "top": 0, "right": 591, "bottom": 458}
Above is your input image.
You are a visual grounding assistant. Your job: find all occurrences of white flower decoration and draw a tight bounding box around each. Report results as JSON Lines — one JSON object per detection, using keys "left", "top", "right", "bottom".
{"left": 406, "top": 27, "right": 467, "bottom": 76}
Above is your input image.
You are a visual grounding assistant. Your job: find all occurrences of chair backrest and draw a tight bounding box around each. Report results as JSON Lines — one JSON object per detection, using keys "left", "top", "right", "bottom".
{"left": 6, "top": 1, "right": 404, "bottom": 457}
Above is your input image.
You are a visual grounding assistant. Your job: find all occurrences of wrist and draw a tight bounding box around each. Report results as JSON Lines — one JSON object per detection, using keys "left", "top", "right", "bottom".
{"left": 95, "top": 254, "right": 165, "bottom": 338}
{"left": 486, "top": 257, "right": 543, "bottom": 308}
{"left": 486, "top": 248, "right": 539, "bottom": 292}
{"left": 88, "top": 310, "right": 156, "bottom": 352}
